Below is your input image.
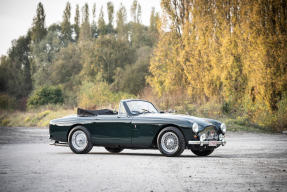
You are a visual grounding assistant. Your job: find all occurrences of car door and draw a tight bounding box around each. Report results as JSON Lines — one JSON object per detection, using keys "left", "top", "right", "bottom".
{"left": 91, "top": 103, "right": 132, "bottom": 146}
{"left": 131, "top": 115, "right": 159, "bottom": 147}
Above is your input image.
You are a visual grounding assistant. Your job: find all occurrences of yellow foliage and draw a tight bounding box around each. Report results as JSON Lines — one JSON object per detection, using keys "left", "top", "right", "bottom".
{"left": 147, "top": 0, "right": 287, "bottom": 131}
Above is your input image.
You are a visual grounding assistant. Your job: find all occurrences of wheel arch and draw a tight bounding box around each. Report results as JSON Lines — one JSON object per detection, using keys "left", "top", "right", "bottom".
{"left": 67, "top": 124, "right": 86, "bottom": 140}
{"left": 152, "top": 124, "right": 186, "bottom": 147}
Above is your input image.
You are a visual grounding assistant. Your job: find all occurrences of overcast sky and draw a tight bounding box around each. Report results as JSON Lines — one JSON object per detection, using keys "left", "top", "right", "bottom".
{"left": 0, "top": 0, "right": 161, "bottom": 56}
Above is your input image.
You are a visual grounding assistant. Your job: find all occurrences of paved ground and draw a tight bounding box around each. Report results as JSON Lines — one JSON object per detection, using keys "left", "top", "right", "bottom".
{"left": 0, "top": 127, "right": 287, "bottom": 192}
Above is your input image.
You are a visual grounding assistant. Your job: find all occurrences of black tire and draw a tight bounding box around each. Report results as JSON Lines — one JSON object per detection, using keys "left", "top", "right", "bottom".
{"left": 68, "top": 126, "right": 93, "bottom": 154}
{"left": 157, "top": 127, "right": 186, "bottom": 157}
{"left": 191, "top": 148, "right": 214, "bottom": 156}
{"left": 105, "top": 147, "right": 123, "bottom": 153}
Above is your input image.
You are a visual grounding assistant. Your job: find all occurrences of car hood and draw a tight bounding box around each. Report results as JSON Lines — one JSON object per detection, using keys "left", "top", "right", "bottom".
{"left": 135, "top": 113, "right": 221, "bottom": 130}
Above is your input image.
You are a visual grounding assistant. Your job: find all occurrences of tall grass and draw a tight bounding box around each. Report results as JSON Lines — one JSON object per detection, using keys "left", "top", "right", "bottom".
{"left": 0, "top": 104, "right": 74, "bottom": 127}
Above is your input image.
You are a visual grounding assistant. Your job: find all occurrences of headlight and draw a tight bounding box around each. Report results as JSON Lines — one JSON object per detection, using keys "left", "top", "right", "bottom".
{"left": 220, "top": 123, "right": 226, "bottom": 134}
{"left": 192, "top": 122, "right": 199, "bottom": 133}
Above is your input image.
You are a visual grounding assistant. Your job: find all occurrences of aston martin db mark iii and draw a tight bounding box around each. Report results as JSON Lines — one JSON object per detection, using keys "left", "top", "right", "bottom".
{"left": 49, "top": 99, "right": 226, "bottom": 157}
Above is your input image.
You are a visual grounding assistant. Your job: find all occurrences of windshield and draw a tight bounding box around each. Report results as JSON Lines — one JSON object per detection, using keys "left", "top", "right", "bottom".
{"left": 126, "top": 100, "right": 158, "bottom": 115}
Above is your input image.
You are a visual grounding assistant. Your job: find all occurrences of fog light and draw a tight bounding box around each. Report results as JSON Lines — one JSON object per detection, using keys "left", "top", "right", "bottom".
{"left": 200, "top": 134, "right": 206, "bottom": 141}
{"left": 219, "top": 134, "right": 225, "bottom": 140}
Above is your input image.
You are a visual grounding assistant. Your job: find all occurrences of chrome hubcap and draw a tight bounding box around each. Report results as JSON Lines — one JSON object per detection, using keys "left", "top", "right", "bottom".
{"left": 161, "top": 132, "right": 179, "bottom": 153}
{"left": 71, "top": 130, "right": 87, "bottom": 151}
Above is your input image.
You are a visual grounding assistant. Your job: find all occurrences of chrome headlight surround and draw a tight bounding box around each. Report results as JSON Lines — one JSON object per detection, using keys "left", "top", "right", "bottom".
{"left": 220, "top": 123, "right": 226, "bottom": 134}
{"left": 192, "top": 122, "right": 199, "bottom": 133}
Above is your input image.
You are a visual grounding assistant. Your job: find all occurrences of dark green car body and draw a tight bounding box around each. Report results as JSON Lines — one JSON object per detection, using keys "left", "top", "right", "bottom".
{"left": 49, "top": 99, "right": 225, "bottom": 149}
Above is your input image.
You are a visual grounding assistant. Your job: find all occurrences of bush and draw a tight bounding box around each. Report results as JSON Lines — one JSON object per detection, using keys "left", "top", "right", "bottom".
{"left": 27, "top": 86, "right": 64, "bottom": 108}
{"left": 0, "top": 94, "right": 16, "bottom": 110}
{"left": 273, "top": 95, "right": 287, "bottom": 131}
{"left": 222, "top": 101, "right": 231, "bottom": 114}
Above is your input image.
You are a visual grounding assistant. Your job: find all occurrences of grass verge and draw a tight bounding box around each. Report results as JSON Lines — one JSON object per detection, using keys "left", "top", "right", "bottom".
{"left": 0, "top": 106, "right": 74, "bottom": 128}
{"left": 0, "top": 107, "right": 269, "bottom": 133}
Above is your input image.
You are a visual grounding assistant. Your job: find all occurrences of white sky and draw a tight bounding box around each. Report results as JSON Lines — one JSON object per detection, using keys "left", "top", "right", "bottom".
{"left": 0, "top": 0, "right": 161, "bottom": 56}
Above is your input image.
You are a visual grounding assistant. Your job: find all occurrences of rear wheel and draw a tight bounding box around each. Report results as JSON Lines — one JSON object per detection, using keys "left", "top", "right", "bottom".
{"left": 191, "top": 148, "right": 214, "bottom": 156}
{"left": 105, "top": 147, "right": 123, "bottom": 153}
{"left": 157, "top": 127, "right": 186, "bottom": 157}
{"left": 68, "top": 126, "right": 93, "bottom": 154}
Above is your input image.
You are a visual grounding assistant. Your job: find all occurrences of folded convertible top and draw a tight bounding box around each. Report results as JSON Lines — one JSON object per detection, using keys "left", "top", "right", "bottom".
{"left": 77, "top": 108, "right": 117, "bottom": 117}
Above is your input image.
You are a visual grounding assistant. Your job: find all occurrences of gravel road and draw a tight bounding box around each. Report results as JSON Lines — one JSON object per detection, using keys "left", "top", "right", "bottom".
{"left": 0, "top": 127, "right": 287, "bottom": 192}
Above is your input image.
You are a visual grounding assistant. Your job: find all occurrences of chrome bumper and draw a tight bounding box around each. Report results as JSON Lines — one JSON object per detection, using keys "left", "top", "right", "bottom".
{"left": 188, "top": 139, "right": 226, "bottom": 146}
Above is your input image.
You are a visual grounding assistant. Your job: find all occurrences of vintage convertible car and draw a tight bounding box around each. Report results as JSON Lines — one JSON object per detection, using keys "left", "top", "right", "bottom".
{"left": 49, "top": 99, "right": 226, "bottom": 157}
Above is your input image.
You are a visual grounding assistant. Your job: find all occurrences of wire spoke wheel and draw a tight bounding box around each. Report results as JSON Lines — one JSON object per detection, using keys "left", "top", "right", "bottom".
{"left": 157, "top": 127, "right": 185, "bottom": 157}
{"left": 161, "top": 132, "right": 179, "bottom": 154}
{"left": 71, "top": 130, "right": 88, "bottom": 151}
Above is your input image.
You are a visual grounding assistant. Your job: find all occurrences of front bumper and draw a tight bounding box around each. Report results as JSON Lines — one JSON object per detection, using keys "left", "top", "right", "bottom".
{"left": 188, "top": 139, "right": 226, "bottom": 146}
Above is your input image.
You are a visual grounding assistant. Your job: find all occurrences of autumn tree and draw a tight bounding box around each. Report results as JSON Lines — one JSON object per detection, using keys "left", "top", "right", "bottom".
{"left": 148, "top": 7, "right": 160, "bottom": 46}
{"left": 79, "top": 3, "right": 91, "bottom": 41}
{"left": 98, "top": 6, "right": 107, "bottom": 35}
{"left": 74, "top": 4, "right": 80, "bottom": 41}
{"left": 31, "top": 2, "right": 46, "bottom": 43}
{"left": 106, "top": 1, "right": 114, "bottom": 33}
{"left": 61, "top": 2, "right": 72, "bottom": 43}
{"left": 149, "top": 0, "right": 287, "bottom": 129}
{"left": 116, "top": 3, "right": 127, "bottom": 39}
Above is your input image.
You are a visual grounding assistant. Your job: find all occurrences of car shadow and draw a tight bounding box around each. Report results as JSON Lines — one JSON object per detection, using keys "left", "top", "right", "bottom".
{"left": 56, "top": 151, "right": 224, "bottom": 158}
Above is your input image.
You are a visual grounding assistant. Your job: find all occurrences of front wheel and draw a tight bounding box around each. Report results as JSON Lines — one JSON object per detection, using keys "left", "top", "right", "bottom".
{"left": 157, "top": 127, "right": 186, "bottom": 157}
{"left": 68, "top": 126, "right": 93, "bottom": 154}
{"left": 191, "top": 148, "right": 214, "bottom": 156}
{"left": 105, "top": 147, "right": 123, "bottom": 153}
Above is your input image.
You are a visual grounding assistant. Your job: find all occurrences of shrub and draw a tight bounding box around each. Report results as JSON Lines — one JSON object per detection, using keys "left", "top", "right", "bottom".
{"left": 222, "top": 101, "right": 231, "bottom": 114}
{"left": 0, "top": 94, "right": 16, "bottom": 110}
{"left": 271, "top": 94, "right": 287, "bottom": 132}
{"left": 27, "top": 86, "right": 64, "bottom": 108}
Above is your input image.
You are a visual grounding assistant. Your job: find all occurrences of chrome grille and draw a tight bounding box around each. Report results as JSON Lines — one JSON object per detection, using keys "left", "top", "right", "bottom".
{"left": 200, "top": 126, "right": 218, "bottom": 140}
